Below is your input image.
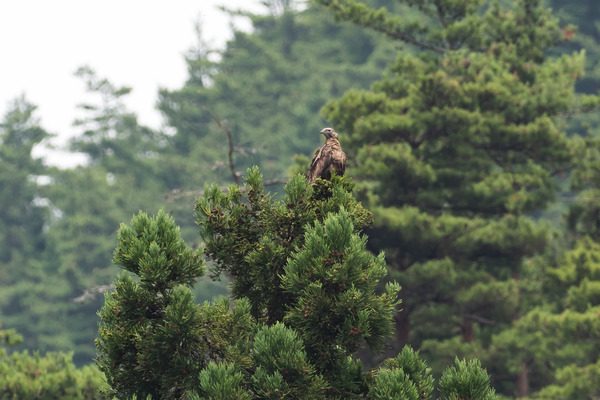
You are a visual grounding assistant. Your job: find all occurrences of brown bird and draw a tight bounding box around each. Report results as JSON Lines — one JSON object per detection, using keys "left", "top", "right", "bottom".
{"left": 307, "top": 127, "right": 346, "bottom": 184}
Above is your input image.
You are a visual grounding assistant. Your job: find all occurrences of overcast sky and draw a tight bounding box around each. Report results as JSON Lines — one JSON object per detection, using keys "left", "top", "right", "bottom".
{"left": 0, "top": 1, "right": 264, "bottom": 166}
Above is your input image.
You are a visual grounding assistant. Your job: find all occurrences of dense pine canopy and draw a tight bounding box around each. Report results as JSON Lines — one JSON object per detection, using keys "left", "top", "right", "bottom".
{"left": 2, "top": 0, "right": 600, "bottom": 398}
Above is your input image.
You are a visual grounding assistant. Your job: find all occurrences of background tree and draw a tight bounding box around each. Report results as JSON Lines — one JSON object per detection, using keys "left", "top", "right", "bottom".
{"left": 509, "top": 5, "right": 600, "bottom": 397}
{"left": 0, "top": 94, "right": 149, "bottom": 365}
{"left": 71, "top": 66, "right": 170, "bottom": 192}
{"left": 0, "top": 327, "right": 106, "bottom": 399}
{"left": 488, "top": 237, "right": 600, "bottom": 400}
{"left": 0, "top": 96, "right": 49, "bottom": 267}
{"left": 315, "top": 0, "right": 600, "bottom": 397}
{"left": 0, "top": 96, "right": 59, "bottom": 355}
{"left": 545, "top": 0, "right": 600, "bottom": 243}
{"left": 39, "top": 70, "right": 226, "bottom": 364}
{"left": 157, "top": 0, "right": 398, "bottom": 192}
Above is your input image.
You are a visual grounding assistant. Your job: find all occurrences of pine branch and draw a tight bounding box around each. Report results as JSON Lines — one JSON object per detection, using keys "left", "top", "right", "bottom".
{"left": 316, "top": 0, "right": 448, "bottom": 54}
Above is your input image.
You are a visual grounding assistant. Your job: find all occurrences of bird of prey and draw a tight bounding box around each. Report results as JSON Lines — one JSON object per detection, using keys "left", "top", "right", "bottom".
{"left": 306, "top": 127, "right": 346, "bottom": 184}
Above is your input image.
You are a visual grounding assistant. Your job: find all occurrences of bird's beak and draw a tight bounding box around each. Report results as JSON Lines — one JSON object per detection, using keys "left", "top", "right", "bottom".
{"left": 319, "top": 129, "right": 325, "bottom": 135}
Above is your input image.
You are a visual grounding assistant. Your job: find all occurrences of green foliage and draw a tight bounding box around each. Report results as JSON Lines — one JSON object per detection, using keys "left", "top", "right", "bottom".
{"left": 438, "top": 358, "right": 497, "bottom": 400}
{"left": 4, "top": 0, "right": 391, "bottom": 372}
{"left": 196, "top": 362, "right": 251, "bottom": 400}
{"left": 197, "top": 168, "right": 397, "bottom": 394}
{"left": 112, "top": 210, "right": 204, "bottom": 289}
{"left": 487, "top": 236, "right": 600, "bottom": 399}
{"left": 534, "top": 359, "right": 600, "bottom": 400}
{"left": 513, "top": 12, "right": 600, "bottom": 397}
{"left": 97, "top": 210, "right": 208, "bottom": 399}
{"left": 0, "top": 97, "right": 73, "bottom": 360}
{"left": 0, "top": 95, "right": 48, "bottom": 265}
{"left": 369, "top": 368, "right": 421, "bottom": 400}
{"left": 369, "top": 346, "right": 435, "bottom": 400}
{"left": 251, "top": 323, "right": 326, "bottom": 399}
{"left": 158, "top": 1, "right": 396, "bottom": 189}
{"left": 384, "top": 346, "right": 435, "bottom": 398}
{"left": 98, "top": 168, "right": 497, "bottom": 399}
{"left": 0, "top": 328, "right": 23, "bottom": 347}
{"left": 1, "top": 74, "right": 208, "bottom": 366}
{"left": 71, "top": 66, "right": 168, "bottom": 189}
{"left": 196, "top": 167, "right": 372, "bottom": 323}
{"left": 0, "top": 346, "right": 107, "bottom": 399}
{"left": 282, "top": 209, "right": 401, "bottom": 380}
{"left": 11, "top": 0, "right": 600, "bottom": 396}
{"left": 314, "top": 0, "right": 600, "bottom": 397}
{"left": 368, "top": 347, "right": 497, "bottom": 400}
{"left": 36, "top": 167, "right": 136, "bottom": 364}
{"left": 18, "top": 68, "right": 226, "bottom": 365}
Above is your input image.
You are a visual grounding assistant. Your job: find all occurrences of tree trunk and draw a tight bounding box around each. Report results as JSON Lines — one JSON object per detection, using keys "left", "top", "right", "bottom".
{"left": 461, "top": 316, "right": 474, "bottom": 342}
{"left": 395, "top": 308, "right": 410, "bottom": 345}
{"left": 512, "top": 272, "right": 528, "bottom": 397}
{"left": 516, "top": 363, "right": 529, "bottom": 398}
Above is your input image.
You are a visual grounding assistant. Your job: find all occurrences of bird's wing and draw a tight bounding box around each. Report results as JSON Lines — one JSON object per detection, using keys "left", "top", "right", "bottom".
{"left": 334, "top": 148, "right": 346, "bottom": 176}
{"left": 307, "top": 143, "right": 332, "bottom": 183}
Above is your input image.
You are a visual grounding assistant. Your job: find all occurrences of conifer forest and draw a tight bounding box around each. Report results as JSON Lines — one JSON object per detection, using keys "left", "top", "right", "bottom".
{"left": 3, "top": 0, "right": 600, "bottom": 398}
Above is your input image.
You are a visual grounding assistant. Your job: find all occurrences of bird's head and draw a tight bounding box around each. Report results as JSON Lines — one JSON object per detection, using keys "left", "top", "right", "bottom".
{"left": 320, "top": 127, "right": 338, "bottom": 140}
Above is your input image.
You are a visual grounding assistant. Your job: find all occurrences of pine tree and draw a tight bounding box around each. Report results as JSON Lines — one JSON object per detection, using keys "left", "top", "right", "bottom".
{"left": 0, "top": 328, "right": 106, "bottom": 399}
{"left": 547, "top": 0, "right": 600, "bottom": 242}
{"left": 71, "top": 66, "right": 167, "bottom": 189}
{"left": 0, "top": 96, "right": 49, "bottom": 265}
{"left": 313, "top": 0, "right": 600, "bottom": 396}
{"left": 157, "top": 0, "right": 397, "bottom": 191}
{"left": 489, "top": 236, "right": 600, "bottom": 399}
{"left": 0, "top": 96, "right": 61, "bottom": 357}
{"left": 96, "top": 210, "right": 207, "bottom": 399}
{"left": 97, "top": 168, "right": 498, "bottom": 399}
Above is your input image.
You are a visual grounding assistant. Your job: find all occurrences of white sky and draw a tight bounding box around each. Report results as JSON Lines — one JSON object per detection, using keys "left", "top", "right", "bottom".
{"left": 0, "top": 1, "right": 264, "bottom": 166}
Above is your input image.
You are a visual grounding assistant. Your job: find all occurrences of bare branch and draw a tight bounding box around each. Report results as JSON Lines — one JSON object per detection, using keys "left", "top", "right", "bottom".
{"left": 558, "top": 193, "right": 600, "bottom": 203}
{"left": 552, "top": 104, "right": 600, "bottom": 118}
{"left": 201, "top": 106, "right": 240, "bottom": 185}
{"left": 233, "top": 146, "right": 258, "bottom": 156}
{"left": 434, "top": 0, "right": 447, "bottom": 29}
{"left": 262, "top": 178, "right": 291, "bottom": 186}
{"left": 211, "top": 160, "right": 226, "bottom": 171}
{"left": 464, "top": 313, "right": 501, "bottom": 327}
{"left": 74, "top": 284, "right": 115, "bottom": 303}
